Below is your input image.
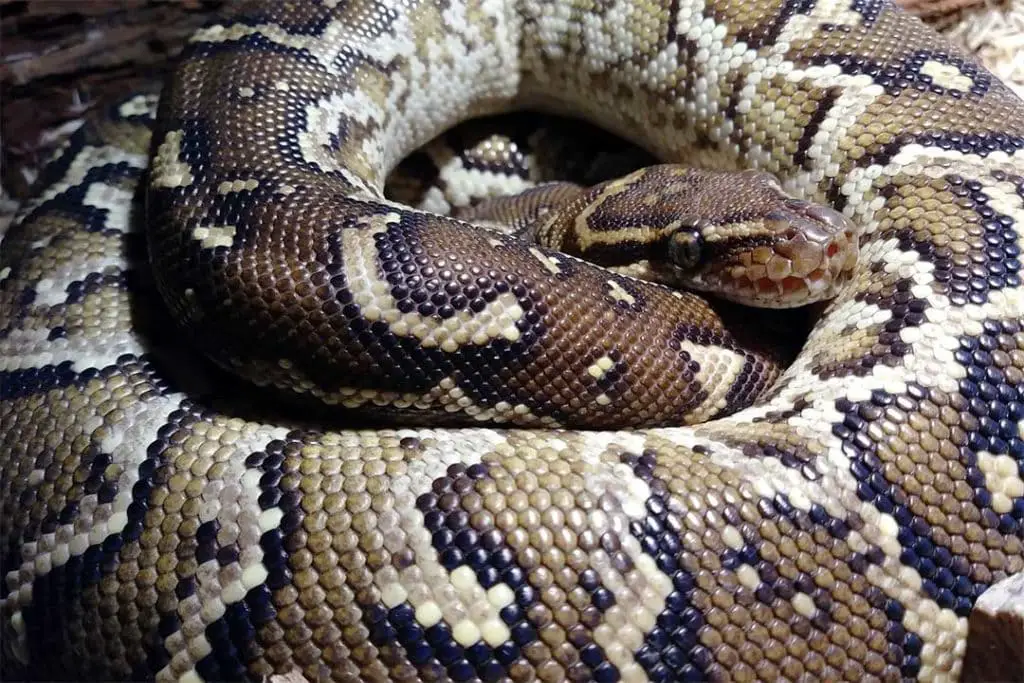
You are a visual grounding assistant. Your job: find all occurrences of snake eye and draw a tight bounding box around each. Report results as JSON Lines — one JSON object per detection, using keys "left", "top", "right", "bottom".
{"left": 668, "top": 228, "right": 704, "bottom": 270}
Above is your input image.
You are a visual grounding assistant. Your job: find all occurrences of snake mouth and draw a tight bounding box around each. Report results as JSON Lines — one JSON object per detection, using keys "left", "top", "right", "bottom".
{"left": 686, "top": 199, "right": 859, "bottom": 308}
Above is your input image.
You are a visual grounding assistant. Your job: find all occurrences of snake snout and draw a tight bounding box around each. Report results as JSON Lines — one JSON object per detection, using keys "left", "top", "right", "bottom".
{"left": 691, "top": 197, "right": 860, "bottom": 308}
{"left": 767, "top": 199, "right": 858, "bottom": 304}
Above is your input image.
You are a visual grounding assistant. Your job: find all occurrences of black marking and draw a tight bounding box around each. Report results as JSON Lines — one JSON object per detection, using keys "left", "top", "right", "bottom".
{"left": 1, "top": 362, "right": 82, "bottom": 401}
{"left": 875, "top": 175, "right": 1021, "bottom": 306}
{"left": 833, "top": 321, "right": 1024, "bottom": 625}
{"left": 794, "top": 88, "right": 840, "bottom": 168}
{"left": 808, "top": 274, "right": 925, "bottom": 380}
{"left": 735, "top": 0, "right": 816, "bottom": 49}
{"left": 621, "top": 450, "right": 710, "bottom": 683}
{"left": 13, "top": 397, "right": 187, "bottom": 679}
{"left": 404, "top": 461, "right": 618, "bottom": 681}
{"left": 847, "top": 0, "right": 887, "bottom": 26}
{"left": 811, "top": 49, "right": 992, "bottom": 99}
{"left": 15, "top": 160, "right": 142, "bottom": 237}
{"left": 665, "top": 0, "right": 682, "bottom": 44}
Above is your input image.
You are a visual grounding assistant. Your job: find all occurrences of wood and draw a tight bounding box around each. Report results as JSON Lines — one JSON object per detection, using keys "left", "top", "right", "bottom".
{"left": 962, "top": 572, "right": 1024, "bottom": 683}
{"left": 1, "top": 0, "right": 223, "bottom": 198}
{"left": 897, "top": 0, "right": 998, "bottom": 27}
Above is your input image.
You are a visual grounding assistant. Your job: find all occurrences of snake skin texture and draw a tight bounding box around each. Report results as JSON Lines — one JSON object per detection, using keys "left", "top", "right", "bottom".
{"left": 3, "top": 0, "right": 1024, "bottom": 681}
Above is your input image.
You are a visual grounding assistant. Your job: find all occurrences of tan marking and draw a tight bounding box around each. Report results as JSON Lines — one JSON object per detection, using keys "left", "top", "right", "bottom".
{"left": 569, "top": 170, "right": 680, "bottom": 249}
{"left": 342, "top": 219, "right": 525, "bottom": 349}
{"left": 792, "top": 593, "right": 816, "bottom": 619}
{"left": 721, "top": 524, "right": 744, "bottom": 550}
{"left": 585, "top": 492, "right": 672, "bottom": 677}
{"left": 393, "top": 507, "right": 514, "bottom": 649}
{"left": 587, "top": 355, "right": 615, "bottom": 380}
{"left": 191, "top": 225, "right": 237, "bottom": 250}
{"left": 151, "top": 130, "right": 195, "bottom": 188}
{"left": 237, "top": 86, "right": 256, "bottom": 98}
{"left": 216, "top": 179, "right": 259, "bottom": 194}
{"left": 736, "top": 564, "right": 761, "bottom": 589}
{"left": 117, "top": 94, "right": 157, "bottom": 118}
{"left": 920, "top": 60, "right": 974, "bottom": 91}
{"left": 83, "top": 182, "right": 134, "bottom": 218}
{"left": 415, "top": 601, "right": 443, "bottom": 627}
{"left": 298, "top": 91, "right": 382, "bottom": 189}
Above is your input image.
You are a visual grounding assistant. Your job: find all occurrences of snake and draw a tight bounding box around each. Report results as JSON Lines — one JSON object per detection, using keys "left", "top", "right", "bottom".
{"left": 2, "top": 0, "right": 1023, "bottom": 680}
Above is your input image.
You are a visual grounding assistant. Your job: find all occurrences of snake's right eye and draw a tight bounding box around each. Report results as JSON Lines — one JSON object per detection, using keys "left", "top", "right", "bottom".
{"left": 668, "top": 228, "right": 704, "bottom": 271}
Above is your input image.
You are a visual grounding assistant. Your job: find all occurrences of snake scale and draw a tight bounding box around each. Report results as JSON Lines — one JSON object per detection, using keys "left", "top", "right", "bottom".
{"left": 2, "top": 0, "right": 1024, "bottom": 680}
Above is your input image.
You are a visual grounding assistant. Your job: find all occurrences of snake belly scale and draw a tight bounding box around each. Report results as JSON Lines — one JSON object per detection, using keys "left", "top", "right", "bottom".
{"left": 2, "top": 0, "right": 1024, "bottom": 681}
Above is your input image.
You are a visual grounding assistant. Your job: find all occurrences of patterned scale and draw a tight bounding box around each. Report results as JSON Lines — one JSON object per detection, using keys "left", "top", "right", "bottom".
{"left": 1, "top": 1, "right": 1023, "bottom": 682}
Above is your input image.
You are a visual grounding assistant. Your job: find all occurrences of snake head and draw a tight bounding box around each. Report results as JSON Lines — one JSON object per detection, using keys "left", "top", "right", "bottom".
{"left": 661, "top": 170, "right": 859, "bottom": 308}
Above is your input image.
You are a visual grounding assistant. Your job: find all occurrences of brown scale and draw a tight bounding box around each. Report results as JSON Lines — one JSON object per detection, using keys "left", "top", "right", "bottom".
{"left": 749, "top": 77, "right": 842, "bottom": 174}
{"left": 703, "top": 0, "right": 801, "bottom": 49}
{"left": 151, "top": 28, "right": 797, "bottom": 427}
{"left": 155, "top": 153, "right": 789, "bottom": 427}
{"left": 879, "top": 170, "right": 1020, "bottom": 305}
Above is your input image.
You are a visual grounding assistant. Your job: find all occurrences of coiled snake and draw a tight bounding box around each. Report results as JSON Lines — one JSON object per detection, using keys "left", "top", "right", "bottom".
{"left": 2, "top": 0, "right": 1023, "bottom": 681}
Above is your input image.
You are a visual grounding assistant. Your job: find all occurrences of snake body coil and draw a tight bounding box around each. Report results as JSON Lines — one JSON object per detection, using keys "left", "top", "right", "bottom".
{"left": 2, "top": 0, "right": 1024, "bottom": 681}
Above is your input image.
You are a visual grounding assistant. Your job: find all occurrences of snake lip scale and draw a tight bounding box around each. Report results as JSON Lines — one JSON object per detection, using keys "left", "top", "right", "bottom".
{"left": 2, "top": 0, "right": 1024, "bottom": 681}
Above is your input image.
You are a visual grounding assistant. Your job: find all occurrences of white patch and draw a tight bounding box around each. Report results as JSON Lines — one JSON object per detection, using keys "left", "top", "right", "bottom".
{"left": 792, "top": 592, "right": 817, "bottom": 618}
{"left": 977, "top": 451, "right": 1024, "bottom": 513}
{"left": 428, "top": 145, "right": 534, "bottom": 208}
{"left": 297, "top": 91, "right": 384, "bottom": 190}
{"left": 547, "top": 434, "right": 673, "bottom": 675}
{"left": 117, "top": 93, "right": 158, "bottom": 118}
{"left": 16, "top": 145, "right": 147, "bottom": 220}
{"left": 528, "top": 247, "right": 562, "bottom": 274}
{"left": 736, "top": 563, "right": 761, "bottom": 589}
{"left": 677, "top": 339, "right": 745, "bottom": 424}
{"left": 83, "top": 180, "right": 134, "bottom": 218}
{"left": 389, "top": 433, "right": 518, "bottom": 649}
{"left": 721, "top": 524, "right": 744, "bottom": 550}
{"left": 155, "top": 417, "right": 288, "bottom": 683}
{"left": 190, "top": 21, "right": 384, "bottom": 75}
{"left": 605, "top": 279, "right": 636, "bottom": 306}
